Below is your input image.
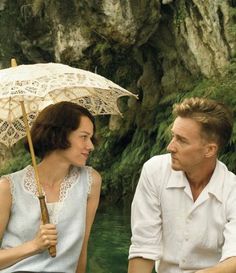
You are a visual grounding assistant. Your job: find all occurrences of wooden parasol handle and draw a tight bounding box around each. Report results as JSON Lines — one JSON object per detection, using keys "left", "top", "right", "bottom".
{"left": 38, "top": 195, "right": 56, "bottom": 257}
{"left": 11, "top": 58, "right": 56, "bottom": 258}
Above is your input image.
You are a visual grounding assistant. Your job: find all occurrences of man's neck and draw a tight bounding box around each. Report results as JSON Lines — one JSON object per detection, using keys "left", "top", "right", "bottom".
{"left": 186, "top": 159, "right": 217, "bottom": 201}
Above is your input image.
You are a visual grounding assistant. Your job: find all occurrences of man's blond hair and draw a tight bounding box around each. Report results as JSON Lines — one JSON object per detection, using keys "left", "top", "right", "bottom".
{"left": 173, "top": 97, "right": 233, "bottom": 150}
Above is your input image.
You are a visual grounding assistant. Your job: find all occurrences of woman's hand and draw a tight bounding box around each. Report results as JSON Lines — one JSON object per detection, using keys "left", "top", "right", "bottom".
{"left": 32, "top": 223, "right": 57, "bottom": 253}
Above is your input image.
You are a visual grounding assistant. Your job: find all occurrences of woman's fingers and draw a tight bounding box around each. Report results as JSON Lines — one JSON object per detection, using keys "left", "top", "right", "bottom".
{"left": 34, "top": 224, "right": 58, "bottom": 251}
{"left": 40, "top": 224, "right": 57, "bottom": 244}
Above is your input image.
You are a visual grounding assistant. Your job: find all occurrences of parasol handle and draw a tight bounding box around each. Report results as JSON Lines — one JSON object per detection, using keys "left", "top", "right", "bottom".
{"left": 19, "top": 88, "right": 57, "bottom": 259}
{"left": 11, "top": 58, "right": 56, "bottom": 257}
{"left": 38, "top": 195, "right": 57, "bottom": 258}
{"left": 20, "top": 90, "right": 57, "bottom": 258}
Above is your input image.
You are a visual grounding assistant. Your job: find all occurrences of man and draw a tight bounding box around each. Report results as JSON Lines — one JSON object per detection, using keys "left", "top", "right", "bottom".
{"left": 128, "top": 97, "right": 236, "bottom": 273}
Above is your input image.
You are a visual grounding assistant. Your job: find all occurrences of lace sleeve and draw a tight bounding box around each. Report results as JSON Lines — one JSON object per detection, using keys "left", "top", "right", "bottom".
{"left": 87, "top": 166, "right": 93, "bottom": 195}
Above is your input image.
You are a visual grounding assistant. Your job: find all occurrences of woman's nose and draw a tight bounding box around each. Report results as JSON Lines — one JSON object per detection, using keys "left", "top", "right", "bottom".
{"left": 87, "top": 139, "right": 94, "bottom": 151}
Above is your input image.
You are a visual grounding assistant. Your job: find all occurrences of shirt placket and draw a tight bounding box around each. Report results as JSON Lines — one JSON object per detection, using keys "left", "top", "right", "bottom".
{"left": 179, "top": 187, "right": 210, "bottom": 269}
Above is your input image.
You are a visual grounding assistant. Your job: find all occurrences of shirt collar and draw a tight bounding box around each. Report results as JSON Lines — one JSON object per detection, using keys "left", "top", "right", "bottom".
{"left": 205, "top": 160, "right": 225, "bottom": 203}
{"left": 166, "top": 160, "right": 225, "bottom": 203}
{"left": 166, "top": 170, "right": 188, "bottom": 188}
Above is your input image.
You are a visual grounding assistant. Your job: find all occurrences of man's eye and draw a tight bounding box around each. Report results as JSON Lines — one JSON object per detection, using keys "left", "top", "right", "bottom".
{"left": 178, "top": 138, "right": 187, "bottom": 144}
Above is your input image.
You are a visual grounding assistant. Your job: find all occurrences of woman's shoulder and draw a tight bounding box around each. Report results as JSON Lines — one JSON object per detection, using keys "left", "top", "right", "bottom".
{"left": 77, "top": 166, "right": 101, "bottom": 182}
{"left": 0, "top": 166, "right": 31, "bottom": 197}
{"left": 70, "top": 165, "right": 101, "bottom": 190}
{"left": 90, "top": 167, "right": 101, "bottom": 183}
{"left": 0, "top": 176, "right": 12, "bottom": 199}
{"left": 0, "top": 176, "right": 11, "bottom": 189}
{"left": 84, "top": 166, "right": 102, "bottom": 195}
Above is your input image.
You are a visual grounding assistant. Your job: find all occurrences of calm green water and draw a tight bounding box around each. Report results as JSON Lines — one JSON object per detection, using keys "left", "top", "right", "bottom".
{"left": 86, "top": 203, "right": 131, "bottom": 273}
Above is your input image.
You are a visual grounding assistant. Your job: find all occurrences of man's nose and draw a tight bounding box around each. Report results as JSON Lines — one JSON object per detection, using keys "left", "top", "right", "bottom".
{"left": 167, "top": 138, "right": 176, "bottom": 152}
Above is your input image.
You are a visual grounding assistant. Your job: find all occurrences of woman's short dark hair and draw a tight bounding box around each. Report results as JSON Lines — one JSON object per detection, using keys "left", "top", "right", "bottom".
{"left": 24, "top": 101, "right": 96, "bottom": 159}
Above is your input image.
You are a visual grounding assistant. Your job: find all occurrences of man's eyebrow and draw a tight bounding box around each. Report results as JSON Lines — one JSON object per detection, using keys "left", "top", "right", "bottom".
{"left": 171, "top": 130, "right": 188, "bottom": 141}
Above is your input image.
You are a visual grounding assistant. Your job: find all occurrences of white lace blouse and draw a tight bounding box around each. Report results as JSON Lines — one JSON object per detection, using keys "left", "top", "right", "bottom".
{"left": 1, "top": 165, "right": 93, "bottom": 273}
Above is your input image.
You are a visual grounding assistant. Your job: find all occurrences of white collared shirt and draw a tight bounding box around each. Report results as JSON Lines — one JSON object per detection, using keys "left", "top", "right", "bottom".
{"left": 129, "top": 154, "right": 236, "bottom": 273}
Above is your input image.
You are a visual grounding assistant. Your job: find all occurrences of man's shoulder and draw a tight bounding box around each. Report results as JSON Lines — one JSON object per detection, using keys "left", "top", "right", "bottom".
{"left": 217, "top": 160, "right": 236, "bottom": 181}
{"left": 145, "top": 153, "right": 171, "bottom": 166}
{"left": 143, "top": 153, "right": 172, "bottom": 175}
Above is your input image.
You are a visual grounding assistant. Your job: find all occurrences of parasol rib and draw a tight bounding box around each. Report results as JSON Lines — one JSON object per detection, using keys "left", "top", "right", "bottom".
{"left": 20, "top": 100, "right": 43, "bottom": 196}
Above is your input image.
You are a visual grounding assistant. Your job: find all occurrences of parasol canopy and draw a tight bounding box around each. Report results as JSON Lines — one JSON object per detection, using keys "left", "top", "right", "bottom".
{"left": 0, "top": 61, "right": 137, "bottom": 147}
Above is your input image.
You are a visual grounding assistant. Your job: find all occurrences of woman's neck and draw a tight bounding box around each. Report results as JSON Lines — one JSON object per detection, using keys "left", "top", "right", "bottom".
{"left": 37, "top": 153, "right": 70, "bottom": 187}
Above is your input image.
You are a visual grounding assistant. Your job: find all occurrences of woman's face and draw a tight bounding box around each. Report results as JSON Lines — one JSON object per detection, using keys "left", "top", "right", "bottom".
{"left": 58, "top": 115, "right": 94, "bottom": 166}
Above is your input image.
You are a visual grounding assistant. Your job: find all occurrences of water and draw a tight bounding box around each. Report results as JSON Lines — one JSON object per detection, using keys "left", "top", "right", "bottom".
{"left": 86, "top": 203, "right": 131, "bottom": 273}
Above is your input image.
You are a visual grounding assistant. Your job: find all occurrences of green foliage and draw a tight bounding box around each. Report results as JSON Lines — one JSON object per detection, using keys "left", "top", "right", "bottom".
{"left": 174, "top": 0, "right": 187, "bottom": 28}
{"left": 81, "top": 41, "right": 142, "bottom": 88}
{"left": 227, "top": 7, "right": 236, "bottom": 37}
{"left": 93, "top": 42, "right": 113, "bottom": 68}
{"left": 32, "top": 0, "right": 44, "bottom": 16}
{"left": 0, "top": 144, "right": 31, "bottom": 176}
{"left": 0, "top": 1, "right": 23, "bottom": 67}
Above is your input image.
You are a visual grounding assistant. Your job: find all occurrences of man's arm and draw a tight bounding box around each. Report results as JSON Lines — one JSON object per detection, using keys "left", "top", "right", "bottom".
{"left": 196, "top": 257, "right": 236, "bottom": 273}
{"left": 128, "top": 161, "right": 163, "bottom": 272}
{"left": 128, "top": 258, "right": 155, "bottom": 273}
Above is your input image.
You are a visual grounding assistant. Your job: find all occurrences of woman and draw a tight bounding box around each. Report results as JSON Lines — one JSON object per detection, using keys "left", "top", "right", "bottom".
{"left": 0, "top": 101, "right": 102, "bottom": 273}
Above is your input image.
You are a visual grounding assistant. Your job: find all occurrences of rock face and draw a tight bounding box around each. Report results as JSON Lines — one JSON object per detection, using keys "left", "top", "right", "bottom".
{"left": 1, "top": 1, "right": 234, "bottom": 78}
{"left": 178, "top": 0, "right": 232, "bottom": 76}
{"left": 1, "top": 1, "right": 234, "bottom": 87}
{"left": 0, "top": 0, "right": 235, "bottom": 186}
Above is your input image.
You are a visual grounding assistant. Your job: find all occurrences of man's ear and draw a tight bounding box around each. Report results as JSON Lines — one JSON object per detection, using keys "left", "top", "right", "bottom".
{"left": 205, "top": 143, "right": 218, "bottom": 158}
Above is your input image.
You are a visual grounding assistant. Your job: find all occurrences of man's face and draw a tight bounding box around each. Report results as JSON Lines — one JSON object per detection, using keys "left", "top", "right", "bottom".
{"left": 167, "top": 117, "right": 209, "bottom": 173}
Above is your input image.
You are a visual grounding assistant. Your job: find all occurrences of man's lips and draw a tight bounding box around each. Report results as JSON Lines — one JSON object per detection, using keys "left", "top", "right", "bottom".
{"left": 81, "top": 153, "right": 89, "bottom": 159}
{"left": 171, "top": 155, "right": 177, "bottom": 161}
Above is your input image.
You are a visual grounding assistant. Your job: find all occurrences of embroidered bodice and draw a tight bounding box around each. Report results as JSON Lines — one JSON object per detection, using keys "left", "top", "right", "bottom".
{"left": 1, "top": 165, "right": 93, "bottom": 273}
{"left": 22, "top": 165, "right": 91, "bottom": 224}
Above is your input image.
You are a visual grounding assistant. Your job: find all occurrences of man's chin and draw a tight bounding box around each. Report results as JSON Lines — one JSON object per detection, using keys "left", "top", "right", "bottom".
{"left": 171, "top": 163, "right": 182, "bottom": 171}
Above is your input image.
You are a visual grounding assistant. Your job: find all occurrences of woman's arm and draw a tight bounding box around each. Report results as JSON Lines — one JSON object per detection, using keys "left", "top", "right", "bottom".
{"left": 76, "top": 169, "right": 102, "bottom": 273}
{"left": 0, "top": 178, "right": 57, "bottom": 269}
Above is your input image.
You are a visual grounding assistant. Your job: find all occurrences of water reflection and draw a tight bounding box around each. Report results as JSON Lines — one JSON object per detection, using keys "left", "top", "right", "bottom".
{"left": 87, "top": 203, "right": 131, "bottom": 273}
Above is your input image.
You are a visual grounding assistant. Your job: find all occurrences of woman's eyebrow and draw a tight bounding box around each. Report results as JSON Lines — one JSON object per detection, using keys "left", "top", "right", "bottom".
{"left": 78, "top": 130, "right": 93, "bottom": 135}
